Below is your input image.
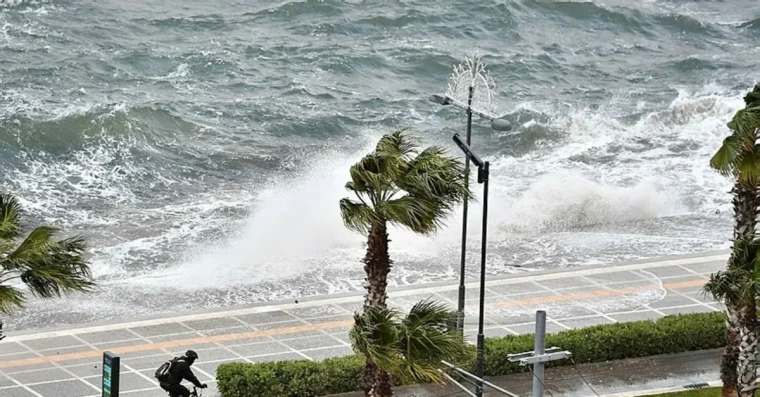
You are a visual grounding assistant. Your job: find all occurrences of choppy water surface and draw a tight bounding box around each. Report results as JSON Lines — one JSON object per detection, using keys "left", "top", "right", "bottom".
{"left": 1, "top": 0, "right": 757, "bottom": 330}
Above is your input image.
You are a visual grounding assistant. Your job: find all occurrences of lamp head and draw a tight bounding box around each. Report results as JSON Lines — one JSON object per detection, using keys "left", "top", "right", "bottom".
{"left": 491, "top": 118, "right": 512, "bottom": 132}
{"left": 429, "top": 94, "right": 451, "bottom": 106}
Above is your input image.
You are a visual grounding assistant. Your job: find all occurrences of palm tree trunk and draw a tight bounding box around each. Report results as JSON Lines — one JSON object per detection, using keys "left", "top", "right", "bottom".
{"left": 730, "top": 183, "right": 758, "bottom": 397}
{"left": 362, "top": 222, "right": 391, "bottom": 396}
{"left": 370, "top": 369, "right": 393, "bottom": 397}
{"left": 363, "top": 222, "right": 391, "bottom": 311}
{"left": 722, "top": 307, "right": 740, "bottom": 397}
{"left": 733, "top": 184, "right": 757, "bottom": 239}
{"left": 737, "top": 298, "right": 758, "bottom": 397}
{"left": 362, "top": 361, "right": 378, "bottom": 397}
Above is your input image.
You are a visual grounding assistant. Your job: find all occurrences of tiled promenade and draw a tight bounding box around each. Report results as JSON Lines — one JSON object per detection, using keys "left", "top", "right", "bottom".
{"left": 0, "top": 251, "right": 728, "bottom": 396}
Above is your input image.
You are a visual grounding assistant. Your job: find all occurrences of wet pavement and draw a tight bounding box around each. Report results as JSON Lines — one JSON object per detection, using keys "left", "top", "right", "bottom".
{"left": 349, "top": 349, "right": 721, "bottom": 397}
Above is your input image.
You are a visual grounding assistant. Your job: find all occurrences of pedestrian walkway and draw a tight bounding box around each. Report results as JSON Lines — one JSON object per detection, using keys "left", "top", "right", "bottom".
{"left": 0, "top": 251, "right": 728, "bottom": 397}
{"left": 363, "top": 349, "right": 722, "bottom": 397}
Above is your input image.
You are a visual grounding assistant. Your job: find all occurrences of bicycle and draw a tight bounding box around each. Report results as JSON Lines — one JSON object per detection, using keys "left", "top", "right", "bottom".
{"left": 165, "top": 386, "right": 203, "bottom": 397}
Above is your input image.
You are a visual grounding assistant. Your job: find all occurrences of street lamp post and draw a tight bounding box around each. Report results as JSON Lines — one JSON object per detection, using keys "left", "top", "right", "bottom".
{"left": 429, "top": 56, "right": 510, "bottom": 334}
{"left": 452, "top": 133, "right": 490, "bottom": 397}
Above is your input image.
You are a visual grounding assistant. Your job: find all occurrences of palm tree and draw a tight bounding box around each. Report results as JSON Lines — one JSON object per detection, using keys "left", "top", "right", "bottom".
{"left": 340, "top": 129, "right": 470, "bottom": 396}
{"left": 0, "top": 193, "right": 94, "bottom": 319}
{"left": 350, "top": 300, "right": 470, "bottom": 397}
{"left": 708, "top": 83, "right": 760, "bottom": 397}
{"left": 704, "top": 236, "right": 760, "bottom": 397}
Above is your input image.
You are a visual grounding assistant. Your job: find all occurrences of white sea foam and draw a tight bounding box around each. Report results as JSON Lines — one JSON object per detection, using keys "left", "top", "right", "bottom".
{"left": 112, "top": 87, "right": 741, "bottom": 292}
{"left": 3, "top": 86, "right": 741, "bottom": 312}
{"left": 500, "top": 173, "right": 679, "bottom": 232}
{"left": 128, "top": 137, "right": 377, "bottom": 289}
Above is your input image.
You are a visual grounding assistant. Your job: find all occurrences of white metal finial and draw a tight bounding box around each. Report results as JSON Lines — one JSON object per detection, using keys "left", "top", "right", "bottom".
{"left": 445, "top": 55, "right": 498, "bottom": 115}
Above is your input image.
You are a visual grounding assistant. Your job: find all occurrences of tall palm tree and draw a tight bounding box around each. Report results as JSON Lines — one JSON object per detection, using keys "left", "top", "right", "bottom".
{"left": 705, "top": 236, "right": 760, "bottom": 397}
{"left": 350, "top": 300, "right": 470, "bottom": 397}
{"left": 340, "top": 129, "right": 470, "bottom": 396}
{"left": 708, "top": 83, "right": 760, "bottom": 397}
{"left": 0, "top": 193, "right": 94, "bottom": 319}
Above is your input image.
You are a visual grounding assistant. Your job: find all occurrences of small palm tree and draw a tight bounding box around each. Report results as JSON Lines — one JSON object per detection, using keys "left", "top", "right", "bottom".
{"left": 350, "top": 300, "right": 470, "bottom": 397}
{"left": 0, "top": 193, "right": 94, "bottom": 318}
{"left": 708, "top": 83, "right": 760, "bottom": 397}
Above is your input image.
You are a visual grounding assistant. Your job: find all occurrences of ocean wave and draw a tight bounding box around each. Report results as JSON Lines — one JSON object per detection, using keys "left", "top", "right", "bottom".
{"left": 138, "top": 14, "right": 229, "bottom": 31}
{"left": 0, "top": 103, "right": 264, "bottom": 223}
{"left": 666, "top": 56, "right": 732, "bottom": 72}
{"left": 738, "top": 17, "right": 760, "bottom": 32}
{"left": 0, "top": 104, "right": 201, "bottom": 151}
{"left": 520, "top": 0, "right": 642, "bottom": 28}
{"left": 652, "top": 13, "right": 720, "bottom": 35}
{"left": 501, "top": 173, "right": 680, "bottom": 232}
{"left": 515, "top": 0, "right": 724, "bottom": 37}
{"left": 0, "top": 0, "right": 31, "bottom": 7}
{"left": 244, "top": 0, "right": 343, "bottom": 20}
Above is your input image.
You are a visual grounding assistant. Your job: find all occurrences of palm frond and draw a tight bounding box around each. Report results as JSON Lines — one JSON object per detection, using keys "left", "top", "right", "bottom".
{"left": 727, "top": 233, "right": 759, "bottom": 270}
{"left": 0, "top": 285, "right": 25, "bottom": 314}
{"left": 20, "top": 260, "right": 95, "bottom": 298}
{"left": 350, "top": 300, "right": 470, "bottom": 385}
{"left": 0, "top": 238, "right": 15, "bottom": 258}
{"left": 402, "top": 173, "right": 469, "bottom": 211}
{"left": 340, "top": 199, "right": 379, "bottom": 235}
{"left": 8, "top": 226, "right": 59, "bottom": 263}
{"left": 4, "top": 227, "right": 94, "bottom": 298}
{"left": 401, "top": 147, "right": 470, "bottom": 202}
{"left": 743, "top": 83, "right": 760, "bottom": 107}
{"left": 405, "top": 146, "right": 464, "bottom": 177}
{"left": 350, "top": 307, "right": 402, "bottom": 372}
{"left": 0, "top": 193, "right": 22, "bottom": 240}
{"left": 375, "top": 129, "right": 418, "bottom": 163}
{"left": 49, "top": 236, "right": 92, "bottom": 280}
{"left": 728, "top": 107, "right": 760, "bottom": 140}
{"left": 348, "top": 154, "right": 398, "bottom": 198}
{"left": 705, "top": 234, "right": 760, "bottom": 304}
{"left": 397, "top": 301, "right": 469, "bottom": 383}
{"left": 341, "top": 130, "right": 470, "bottom": 240}
{"left": 381, "top": 146, "right": 470, "bottom": 234}
{"left": 379, "top": 196, "right": 441, "bottom": 235}
{"left": 705, "top": 269, "right": 743, "bottom": 303}
{"left": 735, "top": 148, "right": 760, "bottom": 187}
{"left": 0, "top": 193, "right": 94, "bottom": 308}
{"left": 404, "top": 299, "right": 458, "bottom": 330}
{"left": 710, "top": 135, "right": 739, "bottom": 177}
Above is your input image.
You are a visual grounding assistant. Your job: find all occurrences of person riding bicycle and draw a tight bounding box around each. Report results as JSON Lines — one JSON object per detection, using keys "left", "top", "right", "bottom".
{"left": 160, "top": 350, "right": 207, "bottom": 397}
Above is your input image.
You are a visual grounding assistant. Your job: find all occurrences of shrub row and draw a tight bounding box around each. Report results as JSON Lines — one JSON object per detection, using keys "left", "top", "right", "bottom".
{"left": 216, "top": 311, "right": 726, "bottom": 397}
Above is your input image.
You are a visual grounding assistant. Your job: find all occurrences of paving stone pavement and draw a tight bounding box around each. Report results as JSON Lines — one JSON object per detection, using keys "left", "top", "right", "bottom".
{"left": 0, "top": 251, "right": 728, "bottom": 397}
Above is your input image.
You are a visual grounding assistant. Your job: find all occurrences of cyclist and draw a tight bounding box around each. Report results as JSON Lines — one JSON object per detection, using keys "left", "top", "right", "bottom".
{"left": 159, "top": 350, "right": 207, "bottom": 397}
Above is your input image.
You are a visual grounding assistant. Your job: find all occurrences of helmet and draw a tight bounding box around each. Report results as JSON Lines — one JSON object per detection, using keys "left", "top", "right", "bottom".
{"left": 185, "top": 350, "right": 199, "bottom": 360}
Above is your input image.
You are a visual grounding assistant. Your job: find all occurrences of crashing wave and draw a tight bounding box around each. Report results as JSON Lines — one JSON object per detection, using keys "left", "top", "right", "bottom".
{"left": 0, "top": 0, "right": 27, "bottom": 7}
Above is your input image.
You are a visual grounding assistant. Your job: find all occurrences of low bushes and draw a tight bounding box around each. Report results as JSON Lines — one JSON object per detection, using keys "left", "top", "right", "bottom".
{"left": 216, "top": 356, "right": 364, "bottom": 397}
{"left": 217, "top": 312, "right": 726, "bottom": 397}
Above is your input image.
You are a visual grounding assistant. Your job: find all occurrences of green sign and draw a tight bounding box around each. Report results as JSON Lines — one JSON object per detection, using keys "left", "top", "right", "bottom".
{"left": 102, "top": 351, "right": 120, "bottom": 397}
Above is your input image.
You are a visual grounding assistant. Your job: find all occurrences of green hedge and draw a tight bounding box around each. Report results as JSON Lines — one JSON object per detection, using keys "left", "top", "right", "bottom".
{"left": 217, "top": 312, "right": 726, "bottom": 397}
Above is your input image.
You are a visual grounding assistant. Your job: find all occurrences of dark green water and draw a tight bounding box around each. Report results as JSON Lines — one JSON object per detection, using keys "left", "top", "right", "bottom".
{"left": 0, "top": 0, "right": 757, "bottom": 330}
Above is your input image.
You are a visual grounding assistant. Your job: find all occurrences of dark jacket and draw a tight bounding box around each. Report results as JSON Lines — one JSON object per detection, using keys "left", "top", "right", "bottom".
{"left": 165, "top": 358, "right": 202, "bottom": 388}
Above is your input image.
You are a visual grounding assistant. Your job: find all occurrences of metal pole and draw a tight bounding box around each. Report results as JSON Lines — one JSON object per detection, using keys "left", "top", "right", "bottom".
{"left": 475, "top": 161, "right": 489, "bottom": 397}
{"left": 439, "top": 370, "right": 478, "bottom": 397}
{"left": 441, "top": 361, "right": 520, "bottom": 397}
{"left": 533, "top": 310, "right": 547, "bottom": 397}
{"left": 458, "top": 85, "right": 475, "bottom": 334}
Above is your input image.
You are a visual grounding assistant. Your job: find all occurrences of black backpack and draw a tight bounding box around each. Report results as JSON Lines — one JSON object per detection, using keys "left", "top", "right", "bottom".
{"left": 155, "top": 357, "right": 178, "bottom": 382}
